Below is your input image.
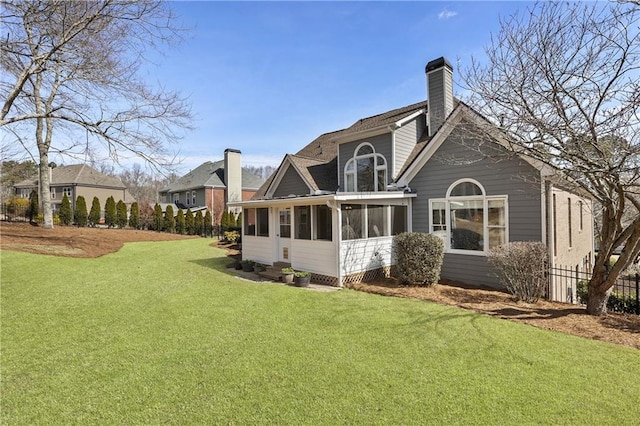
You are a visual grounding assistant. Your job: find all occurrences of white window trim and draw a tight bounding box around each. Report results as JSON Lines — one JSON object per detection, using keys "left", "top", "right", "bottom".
{"left": 429, "top": 179, "right": 509, "bottom": 256}
{"left": 51, "top": 187, "right": 56, "bottom": 199}
{"left": 191, "top": 190, "right": 196, "bottom": 206}
{"left": 344, "top": 142, "right": 388, "bottom": 192}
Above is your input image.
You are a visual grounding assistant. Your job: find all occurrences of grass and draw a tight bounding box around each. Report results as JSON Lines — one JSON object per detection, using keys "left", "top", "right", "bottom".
{"left": 2, "top": 238, "right": 639, "bottom": 424}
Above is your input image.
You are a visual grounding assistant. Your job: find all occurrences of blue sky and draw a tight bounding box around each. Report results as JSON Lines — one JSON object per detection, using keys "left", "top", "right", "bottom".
{"left": 149, "top": 1, "right": 531, "bottom": 173}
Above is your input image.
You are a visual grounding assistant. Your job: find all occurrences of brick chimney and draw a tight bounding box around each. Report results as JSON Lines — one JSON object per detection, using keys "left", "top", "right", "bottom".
{"left": 426, "top": 57, "right": 454, "bottom": 136}
{"left": 224, "top": 148, "right": 242, "bottom": 213}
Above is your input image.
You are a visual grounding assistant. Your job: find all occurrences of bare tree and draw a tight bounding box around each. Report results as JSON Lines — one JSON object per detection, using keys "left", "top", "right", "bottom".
{"left": 0, "top": 1, "right": 192, "bottom": 228}
{"left": 461, "top": 2, "right": 639, "bottom": 315}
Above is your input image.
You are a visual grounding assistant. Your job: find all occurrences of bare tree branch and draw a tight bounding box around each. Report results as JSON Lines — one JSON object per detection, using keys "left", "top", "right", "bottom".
{"left": 460, "top": 1, "right": 640, "bottom": 315}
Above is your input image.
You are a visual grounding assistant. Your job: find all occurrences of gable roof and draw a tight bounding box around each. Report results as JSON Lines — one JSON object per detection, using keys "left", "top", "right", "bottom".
{"left": 161, "top": 160, "right": 265, "bottom": 193}
{"left": 253, "top": 101, "right": 428, "bottom": 199}
{"left": 14, "top": 164, "right": 127, "bottom": 189}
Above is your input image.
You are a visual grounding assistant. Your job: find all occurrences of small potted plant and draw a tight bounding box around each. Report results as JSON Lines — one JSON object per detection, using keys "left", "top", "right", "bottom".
{"left": 294, "top": 270, "right": 311, "bottom": 287}
{"left": 241, "top": 259, "right": 255, "bottom": 272}
{"left": 281, "top": 267, "right": 295, "bottom": 284}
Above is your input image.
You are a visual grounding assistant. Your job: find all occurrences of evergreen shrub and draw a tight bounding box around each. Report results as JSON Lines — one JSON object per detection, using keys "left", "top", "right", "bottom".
{"left": 74, "top": 196, "right": 88, "bottom": 227}
{"left": 89, "top": 197, "right": 101, "bottom": 227}
{"left": 59, "top": 194, "right": 72, "bottom": 225}
{"left": 393, "top": 232, "right": 444, "bottom": 286}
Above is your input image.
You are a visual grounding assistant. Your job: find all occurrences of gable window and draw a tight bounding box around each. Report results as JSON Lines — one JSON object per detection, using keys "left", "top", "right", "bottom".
{"left": 429, "top": 179, "right": 508, "bottom": 254}
{"left": 344, "top": 143, "right": 387, "bottom": 192}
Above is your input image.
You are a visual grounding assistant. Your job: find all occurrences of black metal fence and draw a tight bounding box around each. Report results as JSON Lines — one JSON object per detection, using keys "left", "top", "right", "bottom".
{"left": 0, "top": 202, "right": 31, "bottom": 223}
{"left": 548, "top": 264, "right": 640, "bottom": 315}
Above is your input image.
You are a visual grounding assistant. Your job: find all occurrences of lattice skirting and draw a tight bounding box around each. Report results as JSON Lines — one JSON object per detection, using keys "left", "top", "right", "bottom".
{"left": 340, "top": 266, "right": 395, "bottom": 286}
{"left": 310, "top": 272, "right": 339, "bottom": 287}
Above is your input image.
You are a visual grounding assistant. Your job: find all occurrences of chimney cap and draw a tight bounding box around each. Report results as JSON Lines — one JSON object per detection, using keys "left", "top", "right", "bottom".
{"left": 425, "top": 57, "right": 453, "bottom": 73}
{"left": 224, "top": 148, "right": 242, "bottom": 154}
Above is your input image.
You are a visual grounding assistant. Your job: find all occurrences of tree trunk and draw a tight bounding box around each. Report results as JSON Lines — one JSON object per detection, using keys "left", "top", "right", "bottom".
{"left": 38, "top": 154, "right": 54, "bottom": 229}
{"left": 586, "top": 265, "right": 615, "bottom": 315}
{"left": 586, "top": 285, "right": 611, "bottom": 315}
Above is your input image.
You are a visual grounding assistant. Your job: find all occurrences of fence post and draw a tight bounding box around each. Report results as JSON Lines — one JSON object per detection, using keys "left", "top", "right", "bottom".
{"left": 636, "top": 273, "right": 640, "bottom": 315}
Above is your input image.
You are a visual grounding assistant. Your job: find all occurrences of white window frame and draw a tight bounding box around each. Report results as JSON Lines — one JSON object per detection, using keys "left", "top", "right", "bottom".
{"left": 191, "top": 191, "right": 196, "bottom": 206}
{"left": 344, "top": 142, "right": 388, "bottom": 192}
{"left": 429, "top": 179, "right": 509, "bottom": 256}
{"left": 173, "top": 193, "right": 179, "bottom": 203}
{"left": 50, "top": 187, "right": 56, "bottom": 199}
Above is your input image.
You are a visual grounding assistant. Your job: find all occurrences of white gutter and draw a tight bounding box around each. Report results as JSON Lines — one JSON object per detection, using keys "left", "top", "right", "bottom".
{"left": 228, "top": 191, "right": 416, "bottom": 209}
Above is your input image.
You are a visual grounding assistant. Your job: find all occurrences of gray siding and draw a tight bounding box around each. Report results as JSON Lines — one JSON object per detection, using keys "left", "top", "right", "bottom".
{"left": 409, "top": 124, "right": 543, "bottom": 289}
{"left": 394, "top": 114, "right": 426, "bottom": 178}
{"left": 338, "top": 133, "right": 393, "bottom": 190}
{"left": 272, "top": 166, "right": 310, "bottom": 197}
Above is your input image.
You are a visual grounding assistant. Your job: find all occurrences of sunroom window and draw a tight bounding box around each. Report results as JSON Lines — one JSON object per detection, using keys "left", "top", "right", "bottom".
{"left": 429, "top": 179, "right": 508, "bottom": 254}
{"left": 344, "top": 143, "right": 387, "bottom": 192}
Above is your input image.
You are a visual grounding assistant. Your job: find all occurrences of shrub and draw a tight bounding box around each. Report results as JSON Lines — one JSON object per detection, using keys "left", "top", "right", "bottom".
{"left": 204, "top": 210, "right": 213, "bottom": 237}
{"left": 116, "top": 200, "right": 128, "bottom": 228}
{"left": 224, "top": 230, "right": 240, "bottom": 244}
{"left": 164, "top": 205, "right": 175, "bottom": 233}
{"left": 89, "top": 197, "right": 101, "bottom": 227}
{"left": 185, "top": 209, "right": 194, "bottom": 235}
{"left": 28, "top": 190, "right": 39, "bottom": 222}
{"left": 74, "top": 196, "right": 88, "bottom": 227}
{"left": 487, "top": 241, "right": 548, "bottom": 303}
{"left": 152, "top": 203, "right": 164, "bottom": 231}
{"left": 235, "top": 211, "right": 242, "bottom": 228}
{"left": 194, "top": 210, "right": 204, "bottom": 236}
{"left": 138, "top": 203, "right": 154, "bottom": 230}
{"left": 175, "top": 208, "right": 185, "bottom": 234}
{"left": 128, "top": 202, "right": 140, "bottom": 229}
{"left": 58, "top": 194, "right": 72, "bottom": 225}
{"left": 6, "top": 197, "right": 29, "bottom": 219}
{"left": 577, "top": 279, "right": 639, "bottom": 314}
{"left": 104, "top": 196, "right": 116, "bottom": 228}
{"left": 393, "top": 232, "right": 444, "bottom": 286}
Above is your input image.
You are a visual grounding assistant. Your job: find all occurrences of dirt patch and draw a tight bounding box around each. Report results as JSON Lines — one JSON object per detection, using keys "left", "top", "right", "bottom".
{"left": 0, "top": 222, "right": 195, "bottom": 258}
{"left": 348, "top": 279, "right": 640, "bottom": 350}
{"left": 2, "top": 222, "right": 638, "bottom": 350}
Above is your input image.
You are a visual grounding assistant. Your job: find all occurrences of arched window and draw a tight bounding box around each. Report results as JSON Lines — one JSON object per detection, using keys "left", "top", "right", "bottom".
{"left": 430, "top": 179, "right": 508, "bottom": 254}
{"left": 344, "top": 143, "right": 387, "bottom": 192}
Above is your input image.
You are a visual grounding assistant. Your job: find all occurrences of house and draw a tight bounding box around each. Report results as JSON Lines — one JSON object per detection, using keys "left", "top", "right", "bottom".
{"left": 159, "top": 149, "right": 264, "bottom": 225}
{"left": 13, "top": 164, "right": 135, "bottom": 216}
{"left": 233, "top": 57, "right": 594, "bottom": 293}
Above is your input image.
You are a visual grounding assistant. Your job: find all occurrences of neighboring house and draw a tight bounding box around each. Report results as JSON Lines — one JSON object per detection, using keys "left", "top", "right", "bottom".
{"left": 159, "top": 149, "right": 264, "bottom": 224}
{"left": 14, "top": 164, "right": 135, "bottom": 216}
{"left": 233, "top": 57, "right": 594, "bottom": 292}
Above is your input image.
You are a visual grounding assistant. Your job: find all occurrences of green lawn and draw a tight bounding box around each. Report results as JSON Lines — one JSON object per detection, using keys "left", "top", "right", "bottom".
{"left": 2, "top": 238, "right": 639, "bottom": 424}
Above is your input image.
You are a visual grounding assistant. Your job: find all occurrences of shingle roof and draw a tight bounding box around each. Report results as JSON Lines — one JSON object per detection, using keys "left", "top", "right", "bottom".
{"left": 161, "top": 160, "right": 265, "bottom": 192}
{"left": 14, "top": 164, "right": 127, "bottom": 188}
{"left": 253, "top": 101, "right": 429, "bottom": 199}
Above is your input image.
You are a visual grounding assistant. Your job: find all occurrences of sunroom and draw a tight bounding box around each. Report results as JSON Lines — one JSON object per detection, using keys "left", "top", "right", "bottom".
{"left": 232, "top": 191, "right": 415, "bottom": 286}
